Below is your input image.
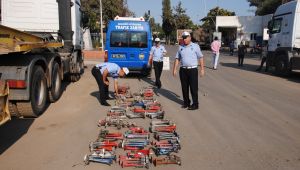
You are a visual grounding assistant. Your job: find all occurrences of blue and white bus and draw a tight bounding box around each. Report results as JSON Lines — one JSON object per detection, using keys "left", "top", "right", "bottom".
{"left": 104, "top": 16, "right": 152, "bottom": 75}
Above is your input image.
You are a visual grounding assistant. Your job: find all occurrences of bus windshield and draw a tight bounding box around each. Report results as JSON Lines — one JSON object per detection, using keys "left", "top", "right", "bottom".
{"left": 110, "top": 31, "right": 147, "bottom": 48}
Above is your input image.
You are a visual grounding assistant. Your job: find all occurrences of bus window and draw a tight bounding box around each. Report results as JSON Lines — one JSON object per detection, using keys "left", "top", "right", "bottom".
{"left": 130, "top": 32, "right": 147, "bottom": 48}
{"left": 110, "top": 31, "right": 128, "bottom": 47}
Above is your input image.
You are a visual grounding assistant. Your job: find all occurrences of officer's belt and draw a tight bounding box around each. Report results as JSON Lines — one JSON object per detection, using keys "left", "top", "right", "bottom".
{"left": 181, "top": 66, "right": 198, "bottom": 69}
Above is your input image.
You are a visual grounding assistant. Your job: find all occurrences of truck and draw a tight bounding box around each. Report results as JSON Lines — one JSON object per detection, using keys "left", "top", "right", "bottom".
{"left": 105, "top": 16, "right": 152, "bottom": 76}
{"left": 267, "top": 0, "right": 300, "bottom": 75}
{"left": 0, "top": 0, "right": 84, "bottom": 121}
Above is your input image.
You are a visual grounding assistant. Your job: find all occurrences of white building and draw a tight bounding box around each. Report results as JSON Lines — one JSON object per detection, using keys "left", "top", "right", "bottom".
{"left": 216, "top": 15, "right": 272, "bottom": 48}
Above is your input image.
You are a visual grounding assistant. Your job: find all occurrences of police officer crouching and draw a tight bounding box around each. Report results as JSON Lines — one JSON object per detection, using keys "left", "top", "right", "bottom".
{"left": 91, "top": 62, "right": 129, "bottom": 106}
{"left": 148, "top": 38, "right": 167, "bottom": 89}
{"left": 173, "top": 31, "right": 205, "bottom": 110}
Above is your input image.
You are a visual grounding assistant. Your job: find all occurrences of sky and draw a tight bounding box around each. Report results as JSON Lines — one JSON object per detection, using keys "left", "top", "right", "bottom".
{"left": 126, "top": 0, "right": 256, "bottom": 25}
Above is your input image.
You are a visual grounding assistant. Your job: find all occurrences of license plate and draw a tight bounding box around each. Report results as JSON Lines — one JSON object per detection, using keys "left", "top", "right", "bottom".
{"left": 112, "top": 54, "right": 125, "bottom": 59}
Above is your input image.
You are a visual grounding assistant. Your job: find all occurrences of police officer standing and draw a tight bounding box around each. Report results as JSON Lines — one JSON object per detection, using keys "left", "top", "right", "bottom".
{"left": 148, "top": 38, "right": 167, "bottom": 89}
{"left": 91, "top": 62, "right": 129, "bottom": 106}
{"left": 173, "top": 31, "right": 205, "bottom": 110}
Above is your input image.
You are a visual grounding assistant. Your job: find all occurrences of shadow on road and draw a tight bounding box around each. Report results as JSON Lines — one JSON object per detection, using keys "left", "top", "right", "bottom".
{"left": 221, "top": 62, "right": 300, "bottom": 83}
{"left": 0, "top": 79, "right": 74, "bottom": 155}
{"left": 141, "top": 77, "right": 183, "bottom": 105}
{"left": 0, "top": 118, "right": 34, "bottom": 154}
{"left": 90, "top": 91, "right": 100, "bottom": 103}
{"left": 221, "top": 62, "right": 261, "bottom": 72}
{"left": 90, "top": 91, "right": 116, "bottom": 104}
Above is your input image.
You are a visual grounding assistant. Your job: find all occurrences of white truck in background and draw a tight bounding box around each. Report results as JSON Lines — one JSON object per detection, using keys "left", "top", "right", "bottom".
{"left": 0, "top": 0, "right": 84, "bottom": 122}
{"left": 267, "top": 0, "right": 300, "bottom": 75}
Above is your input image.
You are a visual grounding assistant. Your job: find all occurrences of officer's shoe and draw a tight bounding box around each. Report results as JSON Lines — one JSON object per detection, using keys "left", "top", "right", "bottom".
{"left": 188, "top": 104, "right": 199, "bottom": 110}
{"left": 106, "top": 96, "right": 114, "bottom": 100}
{"left": 181, "top": 104, "right": 190, "bottom": 109}
{"left": 101, "top": 102, "right": 111, "bottom": 106}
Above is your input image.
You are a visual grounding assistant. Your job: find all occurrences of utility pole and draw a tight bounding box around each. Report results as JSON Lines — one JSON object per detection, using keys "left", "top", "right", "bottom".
{"left": 216, "top": 0, "right": 220, "bottom": 32}
{"left": 203, "top": 0, "right": 207, "bottom": 15}
{"left": 99, "top": 0, "right": 104, "bottom": 50}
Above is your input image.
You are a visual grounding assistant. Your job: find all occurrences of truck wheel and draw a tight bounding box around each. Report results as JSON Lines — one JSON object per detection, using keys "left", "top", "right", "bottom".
{"left": 65, "top": 51, "right": 82, "bottom": 82}
{"left": 74, "top": 50, "right": 84, "bottom": 74}
{"left": 17, "top": 66, "right": 48, "bottom": 117}
{"left": 79, "top": 55, "right": 85, "bottom": 74}
{"left": 67, "top": 61, "right": 81, "bottom": 82}
{"left": 275, "top": 54, "right": 290, "bottom": 76}
{"left": 49, "top": 62, "right": 62, "bottom": 102}
{"left": 66, "top": 73, "right": 80, "bottom": 82}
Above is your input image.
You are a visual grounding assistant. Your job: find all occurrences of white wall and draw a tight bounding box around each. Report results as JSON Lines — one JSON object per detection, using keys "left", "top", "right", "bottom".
{"left": 83, "top": 29, "right": 93, "bottom": 50}
{"left": 216, "top": 15, "right": 272, "bottom": 47}
{"left": 216, "top": 16, "right": 242, "bottom": 28}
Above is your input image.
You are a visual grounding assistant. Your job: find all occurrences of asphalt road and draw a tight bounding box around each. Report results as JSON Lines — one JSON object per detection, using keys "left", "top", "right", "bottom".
{"left": 1, "top": 46, "right": 300, "bottom": 170}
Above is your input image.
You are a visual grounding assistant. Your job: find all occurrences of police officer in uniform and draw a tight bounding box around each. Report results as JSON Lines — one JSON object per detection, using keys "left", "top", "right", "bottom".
{"left": 148, "top": 38, "right": 167, "bottom": 89}
{"left": 173, "top": 31, "right": 205, "bottom": 110}
{"left": 91, "top": 62, "right": 129, "bottom": 106}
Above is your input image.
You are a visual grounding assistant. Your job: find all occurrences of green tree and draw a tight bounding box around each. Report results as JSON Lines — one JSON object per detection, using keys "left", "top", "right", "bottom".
{"left": 81, "top": 0, "right": 134, "bottom": 32}
{"left": 162, "top": 0, "right": 175, "bottom": 44}
{"left": 143, "top": 11, "right": 151, "bottom": 21}
{"left": 81, "top": 0, "right": 100, "bottom": 32}
{"left": 173, "top": 1, "right": 194, "bottom": 29}
{"left": 102, "top": 0, "right": 134, "bottom": 27}
{"left": 143, "top": 12, "right": 156, "bottom": 32}
{"left": 143, "top": 12, "right": 162, "bottom": 33}
{"left": 201, "top": 7, "right": 235, "bottom": 32}
{"left": 247, "top": 0, "right": 284, "bottom": 15}
{"left": 155, "top": 23, "right": 164, "bottom": 39}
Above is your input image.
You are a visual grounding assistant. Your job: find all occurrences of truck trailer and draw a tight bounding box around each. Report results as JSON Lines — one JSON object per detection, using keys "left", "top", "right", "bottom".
{"left": 267, "top": 0, "right": 300, "bottom": 75}
{"left": 0, "top": 0, "right": 84, "bottom": 121}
